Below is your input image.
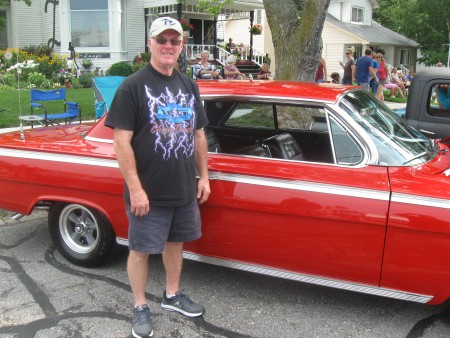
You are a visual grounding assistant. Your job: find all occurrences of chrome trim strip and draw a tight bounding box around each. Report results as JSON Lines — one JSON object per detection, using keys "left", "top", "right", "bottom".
{"left": 84, "top": 135, "right": 114, "bottom": 144}
{"left": 201, "top": 94, "right": 336, "bottom": 105}
{"left": 183, "top": 252, "right": 432, "bottom": 303}
{"left": 116, "top": 232, "right": 432, "bottom": 303}
{"left": 209, "top": 171, "right": 390, "bottom": 201}
{"left": 392, "top": 192, "right": 450, "bottom": 210}
{"left": 0, "top": 148, "right": 118, "bottom": 168}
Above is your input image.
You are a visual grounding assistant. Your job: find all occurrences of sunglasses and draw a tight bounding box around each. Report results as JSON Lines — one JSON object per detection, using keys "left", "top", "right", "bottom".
{"left": 152, "top": 36, "right": 182, "bottom": 46}
{"left": 346, "top": 52, "right": 351, "bottom": 55}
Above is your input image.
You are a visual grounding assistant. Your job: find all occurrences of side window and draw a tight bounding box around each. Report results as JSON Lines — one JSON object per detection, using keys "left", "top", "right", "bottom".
{"left": 329, "top": 118, "right": 363, "bottom": 165}
{"left": 224, "top": 103, "right": 275, "bottom": 128}
{"left": 277, "top": 105, "right": 327, "bottom": 131}
{"left": 429, "top": 83, "right": 450, "bottom": 117}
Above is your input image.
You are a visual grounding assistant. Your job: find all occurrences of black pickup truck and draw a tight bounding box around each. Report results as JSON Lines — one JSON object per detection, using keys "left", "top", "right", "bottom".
{"left": 398, "top": 67, "right": 450, "bottom": 139}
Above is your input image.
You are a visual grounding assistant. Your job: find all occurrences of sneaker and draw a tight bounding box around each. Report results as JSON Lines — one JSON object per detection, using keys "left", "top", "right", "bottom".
{"left": 132, "top": 304, "right": 153, "bottom": 338}
{"left": 161, "top": 291, "right": 205, "bottom": 317}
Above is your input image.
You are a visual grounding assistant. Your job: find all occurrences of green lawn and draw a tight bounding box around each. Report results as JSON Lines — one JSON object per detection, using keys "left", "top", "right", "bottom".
{"left": 0, "top": 88, "right": 95, "bottom": 128}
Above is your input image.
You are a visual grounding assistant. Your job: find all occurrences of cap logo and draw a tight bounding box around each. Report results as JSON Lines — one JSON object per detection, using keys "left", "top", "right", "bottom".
{"left": 161, "top": 18, "right": 177, "bottom": 26}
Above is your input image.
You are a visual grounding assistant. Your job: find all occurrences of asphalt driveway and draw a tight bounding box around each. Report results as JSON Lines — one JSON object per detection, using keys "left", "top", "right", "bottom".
{"left": 0, "top": 209, "right": 449, "bottom": 338}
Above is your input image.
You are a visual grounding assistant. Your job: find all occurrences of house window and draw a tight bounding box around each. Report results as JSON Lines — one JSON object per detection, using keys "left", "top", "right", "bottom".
{"left": 354, "top": 46, "right": 362, "bottom": 60}
{"left": 400, "top": 49, "right": 411, "bottom": 65}
{"left": 351, "top": 7, "right": 364, "bottom": 23}
{"left": 0, "top": 11, "right": 7, "bottom": 49}
{"left": 70, "top": 0, "right": 109, "bottom": 47}
{"left": 256, "top": 10, "right": 262, "bottom": 25}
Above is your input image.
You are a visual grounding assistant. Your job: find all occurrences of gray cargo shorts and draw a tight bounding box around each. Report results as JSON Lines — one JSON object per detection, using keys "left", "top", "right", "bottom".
{"left": 126, "top": 199, "right": 202, "bottom": 254}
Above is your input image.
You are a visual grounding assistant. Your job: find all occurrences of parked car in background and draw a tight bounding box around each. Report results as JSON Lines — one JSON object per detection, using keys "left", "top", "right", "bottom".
{"left": 396, "top": 67, "right": 450, "bottom": 139}
{"left": 1, "top": 80, "right": 450, "bottom": 305}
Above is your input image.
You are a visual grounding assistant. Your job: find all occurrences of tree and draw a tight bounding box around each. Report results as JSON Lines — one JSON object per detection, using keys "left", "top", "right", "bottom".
{"left": 374, "top": 0, "right": 450, "bottom": 66}
{"left": 263, "top": 0, "right": 331, "bottom": 81}
{"left": 197, "top": 0, "right": 234, "bottom": 20}
{"left": 0, "top": 0, "right": 32, "bottom": 30}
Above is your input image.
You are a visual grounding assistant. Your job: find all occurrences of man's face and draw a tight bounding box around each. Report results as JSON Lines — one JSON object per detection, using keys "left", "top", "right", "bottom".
{"left": 149, "top": 30, "right": 183, "bottom": 68}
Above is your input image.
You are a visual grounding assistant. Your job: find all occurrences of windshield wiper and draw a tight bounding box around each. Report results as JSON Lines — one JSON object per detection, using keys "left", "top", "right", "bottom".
{"left": 402, "top": 152, "right": 430, "bottom": 165}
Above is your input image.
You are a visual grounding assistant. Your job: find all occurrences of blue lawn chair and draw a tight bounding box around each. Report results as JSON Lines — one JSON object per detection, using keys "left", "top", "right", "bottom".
{"left": 30, "top": 88, "right": 81, "bottom": 125}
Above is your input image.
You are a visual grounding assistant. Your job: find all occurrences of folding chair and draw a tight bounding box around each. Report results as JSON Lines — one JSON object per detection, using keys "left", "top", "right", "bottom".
{"left": 30, "top": 88, "right": 82, "bottom": 125}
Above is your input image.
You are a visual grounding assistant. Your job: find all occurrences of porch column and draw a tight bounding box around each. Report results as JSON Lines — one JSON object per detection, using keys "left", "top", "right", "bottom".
{"left": 214, "top": 17, "right": 218, "bottom": 59}
{"left": 249, "top": 10, "right": 254, "bottom": 61}
{"left": 177, "top": 3, "right": 182, "bottom": 20}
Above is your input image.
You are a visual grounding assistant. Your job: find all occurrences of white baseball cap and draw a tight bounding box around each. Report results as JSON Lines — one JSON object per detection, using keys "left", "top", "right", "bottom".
{"left": 150, "top": 17, "right": 183, "bottom": 37}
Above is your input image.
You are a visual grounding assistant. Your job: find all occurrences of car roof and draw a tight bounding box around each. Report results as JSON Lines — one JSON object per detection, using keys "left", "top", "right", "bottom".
{"left": 196, "top": 80, "right": 353, "bottom": 104}
{"left": 414, "top": 67, "right": 450, "bottom": 82}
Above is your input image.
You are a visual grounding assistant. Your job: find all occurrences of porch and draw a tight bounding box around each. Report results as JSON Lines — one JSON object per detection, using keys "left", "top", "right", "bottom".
{"left": 145, "top": 0, "right": 266, "bottom": 65}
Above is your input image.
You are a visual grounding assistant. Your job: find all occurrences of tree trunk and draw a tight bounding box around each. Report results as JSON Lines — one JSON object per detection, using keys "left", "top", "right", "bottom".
{"left": 263, "top": 0, "right": 331, "bottom": 81}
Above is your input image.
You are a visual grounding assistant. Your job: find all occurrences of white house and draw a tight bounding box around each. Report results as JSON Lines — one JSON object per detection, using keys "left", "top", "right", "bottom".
{"left": 0, "top": 0, "right": 416, "bottom": 75}
{"left": 0, "top": 0, "right": 263, "bottom": 72}
{"left": 323, "top": 0, "right": 418, "bottom": 76}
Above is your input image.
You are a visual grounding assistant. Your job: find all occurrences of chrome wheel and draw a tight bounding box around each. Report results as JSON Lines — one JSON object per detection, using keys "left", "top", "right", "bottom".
{"left": 59, "top": 204, "right": 99, "bottom": 254}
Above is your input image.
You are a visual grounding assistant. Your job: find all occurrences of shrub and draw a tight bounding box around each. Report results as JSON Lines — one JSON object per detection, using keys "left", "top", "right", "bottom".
{"left": 1, "top": 73, "right": 17, "bottom": 87}
{"left": 132, "top": 61, "right": 147, "bottom": 73}
{"left": 37, "top": 54, "right": 66, "bottom": 79}
{"left": 27, "top": 72, "right": 47, "bottom": 87}
{"left": 141, "top": 52, "right": 151, "bottom": 63}
{"left": 78, "top": 73, "right": 93, "bottom": 88}
{"left": 108, "top": 61, "right": 133, "bottom": 77}
{"left": 22, "top": 44, "right": 53, "bottom": 57}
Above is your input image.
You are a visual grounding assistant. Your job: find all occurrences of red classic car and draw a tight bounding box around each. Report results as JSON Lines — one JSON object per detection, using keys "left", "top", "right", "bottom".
{"left": 1, "top": 80, "right": 450, "bottom": 305}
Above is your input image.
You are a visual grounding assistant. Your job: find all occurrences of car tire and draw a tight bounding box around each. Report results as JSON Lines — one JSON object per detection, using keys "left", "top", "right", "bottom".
{"left": 48, "top": 202, "right": 116, "bottom": 267}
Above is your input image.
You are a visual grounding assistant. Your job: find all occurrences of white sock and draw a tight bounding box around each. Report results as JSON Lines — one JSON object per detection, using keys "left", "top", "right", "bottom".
{"left": 166, "top": 293, "right": 176, "bottom": 299}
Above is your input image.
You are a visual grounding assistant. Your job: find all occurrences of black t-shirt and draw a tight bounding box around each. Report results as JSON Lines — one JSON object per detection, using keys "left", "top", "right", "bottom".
{"left": 105, "top": 63, "right": 208, "bottom": 206}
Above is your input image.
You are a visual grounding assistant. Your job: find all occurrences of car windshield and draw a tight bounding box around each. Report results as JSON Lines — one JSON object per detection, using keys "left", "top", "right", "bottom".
{"left": 339, "top": 91, "right": 436, "bottom": 166}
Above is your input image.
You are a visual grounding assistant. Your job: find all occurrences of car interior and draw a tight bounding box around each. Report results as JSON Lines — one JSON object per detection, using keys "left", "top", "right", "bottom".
{"left": 204, "top": 100, "right": 364, "bottom": 166}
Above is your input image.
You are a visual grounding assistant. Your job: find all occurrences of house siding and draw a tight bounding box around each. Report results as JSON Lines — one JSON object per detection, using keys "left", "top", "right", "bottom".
{"left": 125, "top": 0, "right": 146, "bottom": 61}
{"left": 10, "top": 0, "right": 45, "bottom": 48}
{"left": 322, "top": 22, "right": 364, "bottom": 76}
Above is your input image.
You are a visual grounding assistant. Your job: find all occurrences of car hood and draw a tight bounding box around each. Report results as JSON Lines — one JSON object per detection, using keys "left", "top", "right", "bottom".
{"left": 0, "top": 124, "right": 93, "bottom": 154}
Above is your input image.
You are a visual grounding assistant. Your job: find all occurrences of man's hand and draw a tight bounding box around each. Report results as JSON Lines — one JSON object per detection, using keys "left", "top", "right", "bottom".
{"left": 130, "top": 188, "right": 150, "bottom": 217}
{"left": 197, "top": 177, "right": 210, "bottom": 205}
{"left": 130, "top": 187, "right": 150, "bottom": 217}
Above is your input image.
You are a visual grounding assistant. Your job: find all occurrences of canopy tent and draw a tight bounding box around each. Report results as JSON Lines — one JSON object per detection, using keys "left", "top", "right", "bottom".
{"left": 92, "top": 76, "right": 125, "bottom": 119}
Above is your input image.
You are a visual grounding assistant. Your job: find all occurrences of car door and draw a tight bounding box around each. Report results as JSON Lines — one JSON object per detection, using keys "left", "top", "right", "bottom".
{"left": 186, "top": 101, "right": 390, "bottom": 286}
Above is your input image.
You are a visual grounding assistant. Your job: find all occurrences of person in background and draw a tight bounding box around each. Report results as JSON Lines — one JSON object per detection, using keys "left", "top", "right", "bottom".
{"left": 437, "top": 84, "right": 450, "bottom": 109}
{"left": 339, "top": 48, "right": 356, "bottom": 84}
{"left": 436, "top": 62, "right": 444, "bottom": 67}
{"left": 370, "top": 51, "right": 379, "bottom": 94}
{"left": 355, "top": 48, "right": 378, "bottom": 91}
{"left": 226, "top": 37, "right": 236, "bottom": 53}
{"left": 224, "top": 55, "right": 245, "bottom": 79}
{"left": 390, "top": 67, "right": 406, "bottom": 94}
{"left": 406, "top": 69, "right": 414, "bottom": 87}
{"left": 193, "top": 50, "right": 220, "bottom": 80}
{"left": 175, "top": 31, "right": 190, "bottom": 74}
{"left": 257, "top": 62, "right": 272, "bottom": 80}
{"left": 330, "top": 72, "right": 340, "bottom": 84}
{"left": 315, "top": 57, "right": 327, "bottom": 83}
{"left": 105, "top": 17, "right": 210, "bottom": 338}
{"left": 375, "top": 53, "right": 388, "bottom": 102}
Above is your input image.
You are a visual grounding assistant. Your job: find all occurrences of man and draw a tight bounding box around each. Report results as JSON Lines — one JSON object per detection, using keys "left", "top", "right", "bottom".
{"left": 354, "top": 48, "right": 378, "bottom": 91}
{"left": 225, "top": 37, "right": 236, "bottom": 53}
{"left": 175, "top": 31, "right": 189, "bottom": 74}
{"left": 105, "top": 17, "right": 210, "bottom": 338}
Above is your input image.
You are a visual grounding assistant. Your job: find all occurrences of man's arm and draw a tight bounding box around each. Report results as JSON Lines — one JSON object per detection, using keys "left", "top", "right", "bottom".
{"left": 113, "top": 128, "right": 149, "bottom": 217}
{"left": 369, "top": 67, "right": 379, "bottom": 82}
{"left": 194, "top": 128, "right": 210, "bottom": 204}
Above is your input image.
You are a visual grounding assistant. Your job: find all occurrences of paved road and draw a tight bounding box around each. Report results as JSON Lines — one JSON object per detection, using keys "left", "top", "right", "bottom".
{"left": 0, "top": 210, "right": 449, "bottom": 338}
